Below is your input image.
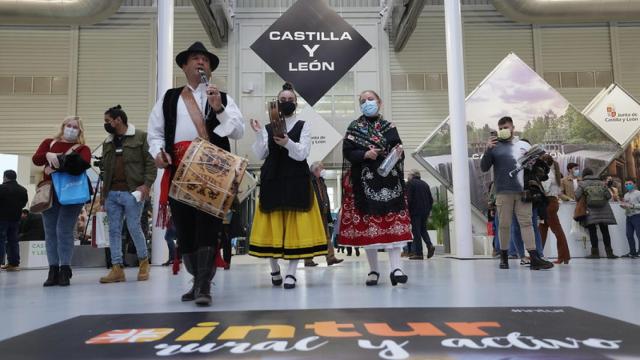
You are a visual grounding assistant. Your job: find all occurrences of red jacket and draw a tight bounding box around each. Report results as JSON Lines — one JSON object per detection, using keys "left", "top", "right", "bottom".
{"left": 32, "top": 138, "right": 91, "bottom": 181}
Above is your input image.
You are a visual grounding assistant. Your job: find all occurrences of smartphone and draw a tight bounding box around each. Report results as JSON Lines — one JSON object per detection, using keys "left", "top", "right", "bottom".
{"left": 490, "top": 130, "right": 497, "bottom": 138}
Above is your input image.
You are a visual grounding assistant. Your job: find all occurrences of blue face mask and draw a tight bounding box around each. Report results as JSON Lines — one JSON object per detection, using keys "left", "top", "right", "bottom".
{"left": 626, "top": 184, "right": 635, "bottom": 192}
{"left": 360, "top": 100, "right": 379, "bottom": 117}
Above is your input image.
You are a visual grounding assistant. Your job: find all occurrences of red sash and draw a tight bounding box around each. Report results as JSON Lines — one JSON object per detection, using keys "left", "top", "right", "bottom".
{"left": 156, "top": 141, "right": 192, "bottom": 228}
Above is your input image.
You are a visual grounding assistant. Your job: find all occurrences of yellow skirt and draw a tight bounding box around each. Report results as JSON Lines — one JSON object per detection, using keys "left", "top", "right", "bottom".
{"left": 249, "top": 194, "right": 328, "bottom": 259}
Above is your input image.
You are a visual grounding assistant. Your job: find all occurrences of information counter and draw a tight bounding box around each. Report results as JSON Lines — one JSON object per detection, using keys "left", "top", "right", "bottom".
{"left": 546, "top": 201, "right": 631, "bottom": 257}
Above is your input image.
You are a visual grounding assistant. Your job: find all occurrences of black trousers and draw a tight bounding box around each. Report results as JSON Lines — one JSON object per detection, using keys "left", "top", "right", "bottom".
{"left": 222, "top": 224, "right": 232, "bottom": 263}
{"left": 587, "top": 223, "right": 612, "bottom": 249}
{"left": 169, "top": 199, "right": 222, "bottom": 254}
{"left": 411, "top": 214, "right": 432, "bottom": 256}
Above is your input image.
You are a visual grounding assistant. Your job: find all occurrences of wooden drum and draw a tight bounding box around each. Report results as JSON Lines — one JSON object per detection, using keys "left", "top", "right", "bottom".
{"left": 170, "top": 137, "right": 248, "bottom": 219}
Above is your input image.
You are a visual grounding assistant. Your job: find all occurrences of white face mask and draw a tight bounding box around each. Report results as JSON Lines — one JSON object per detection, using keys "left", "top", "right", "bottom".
{"left": 320, "top": 169, "right": 327, "bottom": 178}
{"left": 63, "top": 126, "right": 79, "bottom": 141}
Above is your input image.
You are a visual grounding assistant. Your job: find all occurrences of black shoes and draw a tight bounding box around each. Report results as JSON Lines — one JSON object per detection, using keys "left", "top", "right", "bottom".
{"left": 586, "top": 247, "right": 601, "bottom": 259}
{"left": 271, "top": 269, "right": 283, "bottom": 286}
{"left": 58, "top": 265, "right": 72, "bottom": 286}
{"left": 390, "top": 269, "right": 408, "bottom": 286}
{"left": 43, "top": 266, "right": 59, "bottom": 287}
{"left": 605, "top": 247, "right": 619, "bottom": 259}
{"left": 529, "top": 250, "right": 554, "bottom": 270}
{"left": 427, "top": 245, "right": 436, "bottom": 259}
{"left": 499, "top": 250, "right": 509, "bottom": 269}
{"left": 283, "top": 275, "right": 297, "bottom": 289}
{"left": 366, "top": 271, "right": 380, "bottom": 286}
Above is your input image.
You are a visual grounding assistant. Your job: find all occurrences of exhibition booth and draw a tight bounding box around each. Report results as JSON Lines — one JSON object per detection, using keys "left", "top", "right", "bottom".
{"left": 414, "top": 53, "right": 640, "bottom": 257}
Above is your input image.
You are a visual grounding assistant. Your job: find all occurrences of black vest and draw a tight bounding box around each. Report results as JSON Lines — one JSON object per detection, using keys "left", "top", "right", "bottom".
{"left": 161, "top": 87, "right": 230, "bottom": 156}
{"left": 259, "top": 121, "right": 312, "bottom": 213}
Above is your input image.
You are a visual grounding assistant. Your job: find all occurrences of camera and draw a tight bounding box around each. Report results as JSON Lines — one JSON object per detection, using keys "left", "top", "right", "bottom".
{"left": 93, "top": 155, "right": 103, "bottom": 171}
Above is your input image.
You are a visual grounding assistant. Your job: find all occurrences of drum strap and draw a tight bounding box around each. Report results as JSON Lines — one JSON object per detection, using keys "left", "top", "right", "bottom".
{"left": 181, "top": 87, "right": 209, "bottom": 140}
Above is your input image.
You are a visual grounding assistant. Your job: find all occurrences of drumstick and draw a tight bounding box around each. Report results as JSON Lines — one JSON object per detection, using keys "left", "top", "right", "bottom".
{"left": 160, "top": 148, "right": 171, "bottom": 165}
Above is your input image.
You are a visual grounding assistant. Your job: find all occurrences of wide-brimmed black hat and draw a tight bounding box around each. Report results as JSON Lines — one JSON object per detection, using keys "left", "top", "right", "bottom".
{"left": 175, "top": 41, "right": 220, "bottom": 70}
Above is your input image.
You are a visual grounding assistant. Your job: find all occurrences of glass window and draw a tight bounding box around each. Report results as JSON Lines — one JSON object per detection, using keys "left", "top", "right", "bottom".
{"left": 314, "top": 96, "right": 333, "bottom": 116}
{"left": 331, "top": 72, "right": 354, "bottom": 95}
{"left": 265, "top": 72, "right": 285, "bottom": 95}
{"left": 334, "top": 95, "right": 356, "bottom": 116}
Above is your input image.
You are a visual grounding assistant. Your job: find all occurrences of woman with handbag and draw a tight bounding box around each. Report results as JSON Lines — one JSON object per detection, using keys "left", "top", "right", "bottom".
{"left": 575, "top": 168, "right": 618, "bottom": 259}
{"left": 32, "top": 116, "right": 91, "bottom": 287}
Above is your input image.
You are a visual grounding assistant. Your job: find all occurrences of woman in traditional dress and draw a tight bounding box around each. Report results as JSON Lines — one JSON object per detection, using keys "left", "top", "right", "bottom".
{"left": 339, "top": 90, "right": 413, "bottom": 286}
{"left": 248, "top": 82, "right": 328, "bottom": 289}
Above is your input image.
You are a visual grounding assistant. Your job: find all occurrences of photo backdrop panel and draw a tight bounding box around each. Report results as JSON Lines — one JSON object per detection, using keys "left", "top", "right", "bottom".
{"left": 415, "top": 53, "right": 621, "bottom": 213}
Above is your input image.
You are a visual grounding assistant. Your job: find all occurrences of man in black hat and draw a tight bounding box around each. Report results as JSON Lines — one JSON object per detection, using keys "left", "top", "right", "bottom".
{"left": 147, "top": 41, "right": 245, "bottom": 306}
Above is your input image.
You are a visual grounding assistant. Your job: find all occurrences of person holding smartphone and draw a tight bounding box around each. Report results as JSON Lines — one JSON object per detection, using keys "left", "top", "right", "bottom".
{"left": 480, "top": 116, "right": 553, "bottom": 270}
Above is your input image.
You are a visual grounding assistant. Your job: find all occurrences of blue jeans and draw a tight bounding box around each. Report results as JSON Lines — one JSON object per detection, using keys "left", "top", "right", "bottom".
{"left": 626, "top": 214, "right": 640, "bottom": 256}
{"left": 165, "top": 221, "right": 177, "bottom": 260}
{"left": 0, "top": 220, "right": 20, "bottom": 266}
{"left": 42, "top": 198, "right": 83, "bottom": 266}
{"left": 509, "top": 208, "right": 544, "bottom": 257}
{"left": 105, "top": 191, "right": 148, "bottom": 265}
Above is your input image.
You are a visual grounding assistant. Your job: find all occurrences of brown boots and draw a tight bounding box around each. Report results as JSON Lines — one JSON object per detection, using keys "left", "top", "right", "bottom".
{"left": 99, "top": 258, "right": 150, "bottom": 284}
{"left": 137, "top": 258, "right": 150, "bottom": 281}
{"left": 100, "top": 264, "right": 125, "bottom": 283}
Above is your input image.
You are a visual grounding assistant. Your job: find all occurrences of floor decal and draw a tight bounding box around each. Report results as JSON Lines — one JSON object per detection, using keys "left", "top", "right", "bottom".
{"left": 2, "top": 307, "right": 639, "bottom": 359}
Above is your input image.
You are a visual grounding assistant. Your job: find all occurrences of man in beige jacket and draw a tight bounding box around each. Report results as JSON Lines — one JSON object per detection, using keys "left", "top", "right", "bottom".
{"left": 560, "top": 162, "right": 581, "bottom": 201}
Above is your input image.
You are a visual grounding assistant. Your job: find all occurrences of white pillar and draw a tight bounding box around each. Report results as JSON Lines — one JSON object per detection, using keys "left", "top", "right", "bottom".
{"left": 444, "top": 0, "right": 473, "bottom": 258}
{"left": 151, "top": 0, "right": 174, "bottom": 264}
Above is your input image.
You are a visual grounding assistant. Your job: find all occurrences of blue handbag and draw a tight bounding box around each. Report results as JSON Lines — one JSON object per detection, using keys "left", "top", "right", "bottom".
{"left": 51, "top": 171, "right": 90, "bottom": 205}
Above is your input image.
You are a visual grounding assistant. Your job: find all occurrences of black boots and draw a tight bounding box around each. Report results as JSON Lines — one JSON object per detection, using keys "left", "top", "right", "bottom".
{"left": 529, "top": 250, "right": 554, "bottom": 270}
{"left": 585, "top": 247, "right": 618, "bottom": 259}
{"left": 586, "top": 247, "right": 600, "bottom": 259}
{"left": 43, "top": 266, "right": 59, "bottom": 287}
{"left": 58, "top": 265, "right": 72, "bottom": 286}
{"left": 194, "top": 247, "right": 217, "bottom": 306}
{"left": 181, "top": 253, "right": 198, "bottom": 302}
{"left": 499, "top": 250, "right": 509, "bottom": 269}
{"left": 181, "top": 247, "right": 218, "bottom": 306}
{"left": 499, "top": 249, "right": 553, "bottom": 270}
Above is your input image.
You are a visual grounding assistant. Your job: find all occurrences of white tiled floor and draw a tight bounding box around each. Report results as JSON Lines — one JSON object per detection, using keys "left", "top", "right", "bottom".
{"left": 1, "top": 255, "right": 639, "bottom": 341}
